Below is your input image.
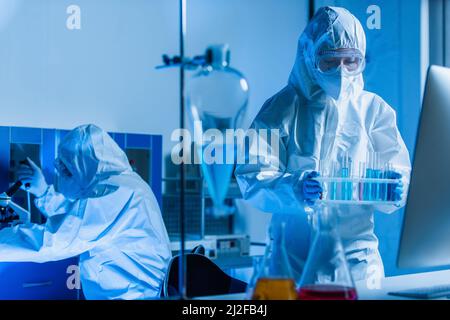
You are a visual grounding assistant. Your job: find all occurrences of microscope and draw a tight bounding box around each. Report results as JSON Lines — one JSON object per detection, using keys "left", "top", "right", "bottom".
{"left": 0, "top": 180, "right": 31, "bottom": 228}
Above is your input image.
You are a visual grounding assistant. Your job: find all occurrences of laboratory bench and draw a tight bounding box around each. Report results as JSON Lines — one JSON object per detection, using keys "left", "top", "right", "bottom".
{"left": 355, "top": 269, "right": 450, "bottom": 300}
{"left": 0, "top": 258, "right": 80, "bottom": 300}
{"left": 196, "top": 269, "right": 450, "bottom": 300}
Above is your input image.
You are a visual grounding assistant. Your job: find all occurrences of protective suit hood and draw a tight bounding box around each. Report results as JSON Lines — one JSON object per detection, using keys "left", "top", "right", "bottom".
{"left": 57, "top": 124, "right": 132, "bottom": 198}
{"left": 288, "top": 6, "right": 366, "bottom": 101}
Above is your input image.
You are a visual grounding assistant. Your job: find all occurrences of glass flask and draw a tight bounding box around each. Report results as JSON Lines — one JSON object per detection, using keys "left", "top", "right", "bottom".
{"left": 298, "top": 205, "right": 358, "bottom": 300}
{"left": 251, "top": 224, "right": 297, "bottom": 300}
{"left": 187, "top": 44, "right": 249, "bottom": 218}
{"left": 245, "top": 256, "right": 263, "bottom": 300}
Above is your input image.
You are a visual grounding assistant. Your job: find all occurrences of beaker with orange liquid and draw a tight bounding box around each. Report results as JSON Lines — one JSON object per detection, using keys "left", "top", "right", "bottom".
{"left": 249, "top": 223, "right": 297, "bottom": 300}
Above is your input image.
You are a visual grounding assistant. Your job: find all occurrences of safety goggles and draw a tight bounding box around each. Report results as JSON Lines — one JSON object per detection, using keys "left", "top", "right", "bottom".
{"left": 315, "top": 49, "right": 365, "bottom": 76}
{"left": 54, "top": 158, "right": 73, "bottom": 178}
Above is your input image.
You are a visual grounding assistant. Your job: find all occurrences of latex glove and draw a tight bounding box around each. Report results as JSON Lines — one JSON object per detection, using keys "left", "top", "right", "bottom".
{"left": 386, "top": 171, "right": 403, "bottom": 202}
{"left": 16, "top": 157, "right": 49, "bottom": 198}
{"left": 302, "top": 171, "right": 323, "bottom": 206}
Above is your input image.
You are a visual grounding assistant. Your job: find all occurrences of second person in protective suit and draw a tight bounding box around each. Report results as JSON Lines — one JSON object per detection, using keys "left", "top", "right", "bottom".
{"left": 235, "top": 7, "right": 411, "bottom": 283}
{"left": 0, "top": 124, "right": 171, "bottom": 299}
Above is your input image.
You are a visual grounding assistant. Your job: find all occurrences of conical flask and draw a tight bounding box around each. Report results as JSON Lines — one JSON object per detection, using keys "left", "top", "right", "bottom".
{"left": 298, "top": 205, "right": 358, "bottom": 300}
{"left": 187, "top": 44, "right": 249, "bottom": 218}
{"left": 245, "top": 256, "right": 263, "bottom": 300}
{"left": 251, "top": 223, "right": 297, "bottom": 300}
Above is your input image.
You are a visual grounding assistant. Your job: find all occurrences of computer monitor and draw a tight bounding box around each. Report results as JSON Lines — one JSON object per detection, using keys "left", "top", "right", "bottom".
{"left": 397, "top": 65, "right": 450, "bottom": 269}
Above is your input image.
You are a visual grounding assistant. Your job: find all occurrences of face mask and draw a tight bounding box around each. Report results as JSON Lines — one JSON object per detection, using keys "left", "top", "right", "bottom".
{"left": 57, "top": 173, "right": 83, "bottom": 200}
{"left": 316, "top": 69, "right": 353, "bottom": 101}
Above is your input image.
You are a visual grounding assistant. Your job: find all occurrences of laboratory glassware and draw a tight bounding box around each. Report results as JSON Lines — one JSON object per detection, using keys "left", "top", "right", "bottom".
{"left": 315, "top": 156, "right": 402, "bottom": 205}
{"left": 187, "top": 44, "right": 249, "bottom": 217}
{"left": 298, "top": 205, "right": 358, "bottom": 300}
{"left": 340, "top": 152, "right": 353, "bottom": 201}
{"left": 252, "top": 224, "right": 297, "bottom": 300}
{"left": 245, "top": 256, "right": 263, "bottom": 300}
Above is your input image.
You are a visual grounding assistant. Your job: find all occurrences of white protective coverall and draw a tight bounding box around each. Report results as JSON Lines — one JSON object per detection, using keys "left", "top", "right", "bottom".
{"left": 0, "top": 124, "right": 171, "bottom": 299}
{"left": 235, "top": 7, "right": 411, "bottom": 282}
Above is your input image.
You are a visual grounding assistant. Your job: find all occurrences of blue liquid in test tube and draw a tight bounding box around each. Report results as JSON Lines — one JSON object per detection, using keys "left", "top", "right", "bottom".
{"left": 372, "top": 169, "right": 381, "bottom": 201}
{"left": 364, "top": 168, "right": 373, "bottom": 201}
{"left": 341, "top": 167, "right": 348, "bottom": 200}
{"left": 341, "top": 153, "right": 352, "bottom": 201}
{"left": 380, "top": 167, "right": 387, "bottom": 201}
{"left": 330, "top": 162, "right": 337, "bottom": 200}
{"left": 371, "top": 153, "right": 382, "bottom": 201}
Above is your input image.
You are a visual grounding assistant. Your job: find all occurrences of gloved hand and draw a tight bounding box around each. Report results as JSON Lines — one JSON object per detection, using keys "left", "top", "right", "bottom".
{"left": 386, "top": 171, "right": 403, "bottom": 202}
{"left": 16, "top": 157, "right": 49, "bottom": 198}
{"left": 302, "top": 171, "right": 323, "bottom": 206}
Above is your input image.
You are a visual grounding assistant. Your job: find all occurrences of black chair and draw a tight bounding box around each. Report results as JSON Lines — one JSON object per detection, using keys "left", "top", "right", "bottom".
{"left": 161, "top": 246, "right": 247, "bottom": 298}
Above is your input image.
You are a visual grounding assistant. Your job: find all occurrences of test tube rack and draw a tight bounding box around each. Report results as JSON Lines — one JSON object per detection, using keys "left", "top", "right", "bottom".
{"left": 314, "top": 176, "right": 403, "bottom": 206}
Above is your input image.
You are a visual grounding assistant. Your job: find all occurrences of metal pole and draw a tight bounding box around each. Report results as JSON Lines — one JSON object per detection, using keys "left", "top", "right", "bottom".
{"left": 200, "top": 176, "right": 205, "bottom": 239}
{"left": 309, "top": 0, "right": 315, "bottom": 20}
{"left": 178, "top": 0, "right": 187, "bottom": 299}
{"left": 444, "top": 0, "right": 447, "bottom": 66}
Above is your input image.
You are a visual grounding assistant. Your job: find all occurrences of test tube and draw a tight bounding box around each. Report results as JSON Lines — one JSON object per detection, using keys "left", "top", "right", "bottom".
{"left": 385, "top": 163, "right": 396, "bottom": 202}
{"left": 342, "top": 152, "right": 353, "bottom": 201}
{"left": 380, "top": 162, "right": 390, "bottom": 202}
{"left": 341, "top": 154, "right": 348, "bottom": 201}
{"left": 364, "top": 152, "right": 373, "bottom": 201}
{"left": 348, "top": 157, "right": 353, "bottom": 200}
{"left": 372, "top": 153, "right": 382, "bottom": 201}
{"left": 359, "top": 161, "right": 366, "bottom": 201}
{"left": 330, "top": 161, "right": 338, "bottom": 200}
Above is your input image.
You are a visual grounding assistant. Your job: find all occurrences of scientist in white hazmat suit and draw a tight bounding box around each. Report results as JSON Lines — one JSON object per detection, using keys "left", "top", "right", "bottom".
{"left": 235, "top": 7, "right": 411, "bottom": 283}
{"left": 0, "top": 124, "right": 171, "bottom": 299}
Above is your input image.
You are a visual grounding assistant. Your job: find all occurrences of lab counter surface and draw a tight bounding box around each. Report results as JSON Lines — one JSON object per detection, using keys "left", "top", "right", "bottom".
{"left": 196, "top": 269, "right": 450, "bottom": 300}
